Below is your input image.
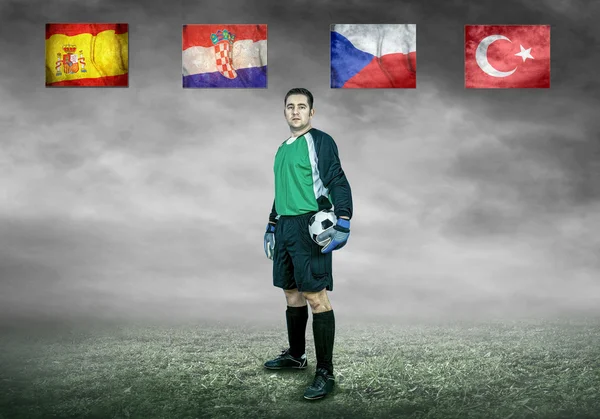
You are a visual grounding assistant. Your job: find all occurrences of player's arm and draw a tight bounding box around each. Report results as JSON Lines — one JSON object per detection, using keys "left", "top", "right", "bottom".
{"left": 264, "top": 200, "right": 278, "bottom": 260}
{"left": 316, "top": 134, "right": 353, "bottom": 253}
{"left": 317, "top": 135, "right": 353, "bottom": 220}
{"left": 268, "top": 200, "right": 278, "bottom": 225}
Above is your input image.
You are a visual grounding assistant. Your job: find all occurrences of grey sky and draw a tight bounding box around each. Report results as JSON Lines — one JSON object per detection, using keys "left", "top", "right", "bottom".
{"left": 1, "top": 0, "right": 599, "bottom": 326}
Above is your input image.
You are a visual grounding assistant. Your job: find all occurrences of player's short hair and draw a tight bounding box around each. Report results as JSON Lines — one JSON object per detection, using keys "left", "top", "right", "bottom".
{"left": 284, "top": 88, "right": 314, "bottom": 110}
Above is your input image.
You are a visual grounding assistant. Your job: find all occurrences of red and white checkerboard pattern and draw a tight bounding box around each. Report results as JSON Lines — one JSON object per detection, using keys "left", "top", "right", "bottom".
{"left": 214, "top": 41, "right": 237, "bottom": 79}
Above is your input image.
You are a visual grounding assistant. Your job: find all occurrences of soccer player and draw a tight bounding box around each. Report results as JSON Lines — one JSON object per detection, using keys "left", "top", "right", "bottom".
{"left": 263, "top": 88, "right": 353, "bottom": 400}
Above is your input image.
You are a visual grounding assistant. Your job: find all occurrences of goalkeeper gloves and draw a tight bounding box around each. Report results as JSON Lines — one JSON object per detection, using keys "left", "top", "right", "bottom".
{"left": 264, "top": 223, "right": 276, "bottom": 260}
{"left": 317, "top": 218, "right": 350, "bottom": 254}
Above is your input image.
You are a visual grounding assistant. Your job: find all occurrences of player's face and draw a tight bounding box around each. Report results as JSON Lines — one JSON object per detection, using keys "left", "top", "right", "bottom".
{"left": 284, "top": 94, "right": 314, "bottom": 132}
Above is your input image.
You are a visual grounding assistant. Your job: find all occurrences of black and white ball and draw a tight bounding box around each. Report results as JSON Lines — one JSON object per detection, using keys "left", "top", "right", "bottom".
{"left": 308, "top": 209, "right": 337, "bottom": 246}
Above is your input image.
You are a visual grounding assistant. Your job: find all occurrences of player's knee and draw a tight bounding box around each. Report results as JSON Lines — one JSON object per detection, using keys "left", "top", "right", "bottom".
{"left": 284, "top": 289, "right": 305, "bottom": 306}
{"left": 302, "top": 291, "right": 331, "bottom": 312}
{"left": 307, "top": 299, "right": 322, "bottom": 311}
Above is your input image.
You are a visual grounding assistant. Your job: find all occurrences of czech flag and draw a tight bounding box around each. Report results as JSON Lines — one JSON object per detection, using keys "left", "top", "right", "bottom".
{"left": 331, "top": 24, "right": 416, "bottom": 89}
{"left": 45, "top": 23, "right": 128, "bottom": 87}
{"left": 465, "top": 25, "right": 550, "bottom": 88}
{"left": 182, "top": 24, "right": 267, "bottom": 88}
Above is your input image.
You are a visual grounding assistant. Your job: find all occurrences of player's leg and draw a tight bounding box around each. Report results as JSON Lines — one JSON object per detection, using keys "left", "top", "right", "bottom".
{"left": 263, "top": 289, "right": 309, "bottom": 369}
{"left": 284, "top": 289, "right": 309, "bottom": 360}
{"left": 264, "top": 218, "right": 308, "bottom": 370}
{"left": 301, "top": 230, "right": 335, "bottom": 379}
{"left": 302, "top": 288, "right": 335, "bottom": 400}
{"left": 288, "top": 213, "right": 336, "bottom": 399}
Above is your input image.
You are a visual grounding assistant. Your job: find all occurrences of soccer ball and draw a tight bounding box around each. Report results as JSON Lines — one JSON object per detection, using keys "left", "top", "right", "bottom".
{"left": 308, "top": 209, "right": 337, "bottom": 246}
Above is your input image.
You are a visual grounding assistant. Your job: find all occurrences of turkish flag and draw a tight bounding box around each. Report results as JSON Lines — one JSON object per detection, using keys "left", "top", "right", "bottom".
{"left": 465, "top": 25, "right": 550, "bottom": 88}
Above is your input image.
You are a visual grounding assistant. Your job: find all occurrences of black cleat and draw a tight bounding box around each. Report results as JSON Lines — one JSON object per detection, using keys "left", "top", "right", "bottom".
{"left": 303, "top": 367, "right": 335, "bottom": 400}
{"left": 264, "top": 349, "right": 307, "bottom": 370}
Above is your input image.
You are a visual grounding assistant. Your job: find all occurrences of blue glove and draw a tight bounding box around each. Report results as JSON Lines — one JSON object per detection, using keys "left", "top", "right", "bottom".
{"left": 264, "top": 223, "right": 276, "bottom": 260}
{"left": 317, "top": 218, "right": 350, "bottom": 254}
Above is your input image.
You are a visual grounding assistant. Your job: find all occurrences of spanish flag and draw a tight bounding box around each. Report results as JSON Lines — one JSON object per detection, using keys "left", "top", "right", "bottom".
{"left": 45, "top": 23, "right": 129, "bottom": 87}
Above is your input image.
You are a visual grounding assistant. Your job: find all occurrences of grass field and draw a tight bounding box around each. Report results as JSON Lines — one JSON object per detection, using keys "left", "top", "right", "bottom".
{"left": 1, "top": 318, "right": 599, "bottom": 419}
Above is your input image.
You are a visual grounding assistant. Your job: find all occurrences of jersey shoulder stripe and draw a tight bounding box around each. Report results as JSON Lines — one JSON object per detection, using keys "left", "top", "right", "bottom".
{"left": 304, "top": 131, "right": 329, "bottom": 199}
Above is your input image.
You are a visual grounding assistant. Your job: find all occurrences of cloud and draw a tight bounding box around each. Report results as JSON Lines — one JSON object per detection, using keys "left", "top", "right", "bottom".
{"left": 0, "top": 0, "right": 599, "bottom": 324}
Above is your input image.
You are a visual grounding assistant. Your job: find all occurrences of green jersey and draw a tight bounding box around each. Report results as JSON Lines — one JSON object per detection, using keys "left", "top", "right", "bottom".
{"left": 270, "top": 128, "right": 353, "bottom": 219}
{"left": 274, "top": 134, "right": 324, "bottom": 215}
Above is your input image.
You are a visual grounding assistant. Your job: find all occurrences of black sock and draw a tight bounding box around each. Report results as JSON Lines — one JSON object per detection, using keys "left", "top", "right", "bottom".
{"left": 286, "top": 305, "right": 308, "bottom": 358}
{"left": 313, "top": 310, "right": 335, "bottom": 374}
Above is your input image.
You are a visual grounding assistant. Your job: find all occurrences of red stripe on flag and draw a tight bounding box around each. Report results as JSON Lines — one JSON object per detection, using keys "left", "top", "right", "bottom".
{"left": 46, "top": 74, "right": 128, "bottom": 87}
{"left": 344, "top": 52, "right": 416, "bottom": 88}
{"left": 46, "top": 23, "right": 129, "bottom": 39}
{"left": 182, "top": 24, "right": 267, "bottom": 50}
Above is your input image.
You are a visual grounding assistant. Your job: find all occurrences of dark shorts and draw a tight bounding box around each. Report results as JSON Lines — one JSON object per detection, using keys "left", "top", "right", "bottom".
{"left": 273, "top": 212, "right": 333, "bottom": 293}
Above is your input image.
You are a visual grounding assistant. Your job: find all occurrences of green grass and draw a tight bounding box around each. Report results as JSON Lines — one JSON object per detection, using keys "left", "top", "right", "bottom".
{"left": 1, "top": 319, "right": 599, "bottom": 418}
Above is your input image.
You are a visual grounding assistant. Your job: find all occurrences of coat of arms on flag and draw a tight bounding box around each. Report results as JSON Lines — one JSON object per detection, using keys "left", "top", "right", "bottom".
{"left": 55, "top": 44, "right": 87, "bottom": 76}
{"left": 46, "top": 23, "right": 128, "bottom": 87}
{"left": 182, "top": 24, "right": 268, "bottom": 88}
{"left": 465, "top": 25, "right": 550, "bottom": 88}
{"left": 211, "top": 29, "right": 237, "bottom": 79}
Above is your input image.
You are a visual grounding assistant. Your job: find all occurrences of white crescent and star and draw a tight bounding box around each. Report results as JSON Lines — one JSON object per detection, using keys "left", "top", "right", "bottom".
{"left": 475, "top": 35, "right": 535, "bottom": 78}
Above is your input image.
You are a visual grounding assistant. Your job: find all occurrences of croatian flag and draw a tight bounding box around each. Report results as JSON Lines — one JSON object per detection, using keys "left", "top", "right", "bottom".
{"left": 183, "top": 24, "right": 267, "bottom": 88}
{"left": 331, "top": 24, "right": 416, "bottom": 88}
